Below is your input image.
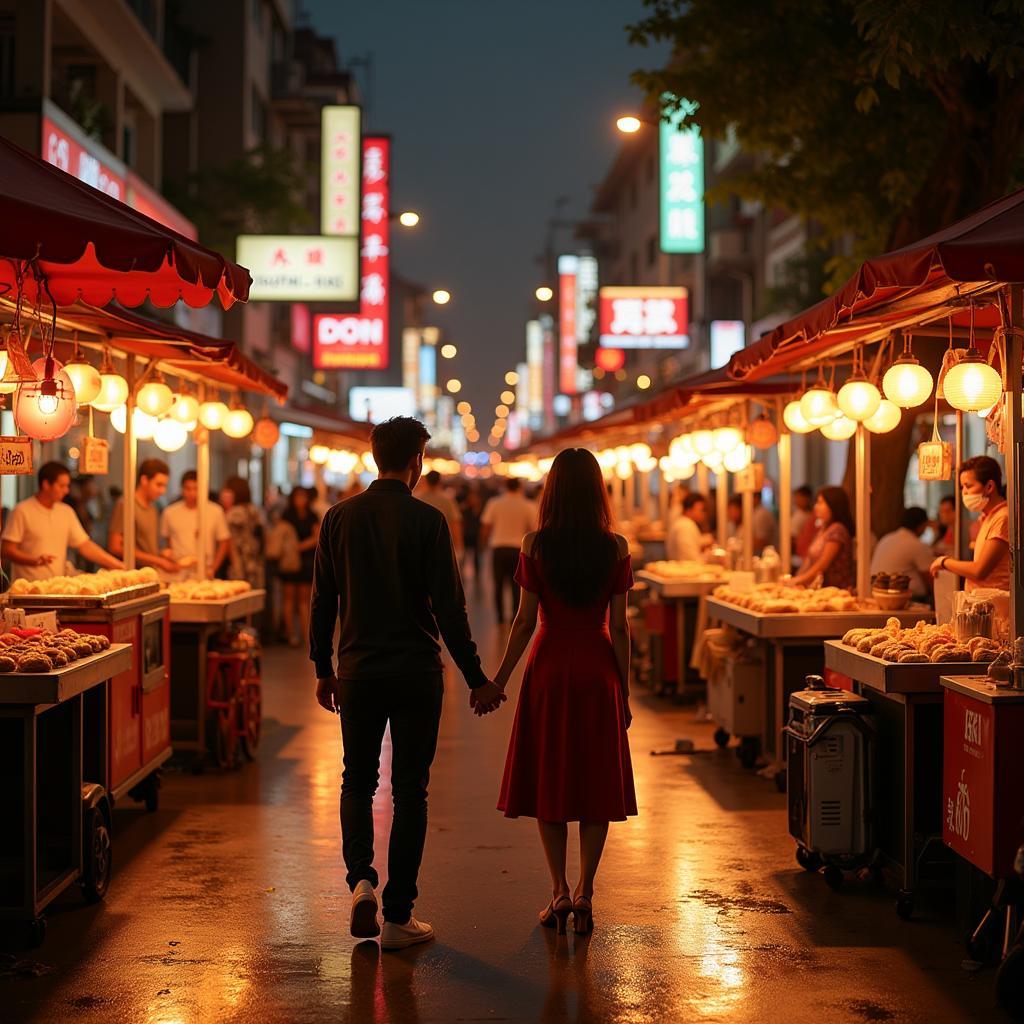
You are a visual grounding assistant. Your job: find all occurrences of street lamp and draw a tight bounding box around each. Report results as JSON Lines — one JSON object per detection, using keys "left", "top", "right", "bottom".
{"left": 440, "top": 344, "right": 457, "bottom": 359}
{"left": 616, "top": 115, "right": 643, "bottom": 134}
{"left": 398, "top": 211, "right": 420, "bottom": 227}
{"left": 505, "top": 370, "right": 519, "bottom": 386}
{"left": 446, "top": 378, "right": 462, "bottom": 394}
{"left": 535, "top": 286, "right": 554, "bottom": 302}
{"left": 637, "top": 374, "right": 652, "bottom": 390}
{"left": 432, "top": 289, "right": 451, "bottom": 305}
{"left": 500, "top": 390, "right": 515, "bottom": 405}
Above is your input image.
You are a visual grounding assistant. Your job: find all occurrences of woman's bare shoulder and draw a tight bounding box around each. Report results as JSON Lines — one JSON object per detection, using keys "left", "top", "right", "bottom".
{"left": 614, "top": 533, "right": 630, "bottom": 557}
{"left": 522, "top": 531, "right": 538, "bottom": 555}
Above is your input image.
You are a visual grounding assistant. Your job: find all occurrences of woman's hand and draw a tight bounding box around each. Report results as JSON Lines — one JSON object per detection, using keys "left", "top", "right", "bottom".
{"left": 623, "top": 697, "right": 632, "bottom": 730}
{"left": 929, "top": 555, "right": 947, "bottom": 579}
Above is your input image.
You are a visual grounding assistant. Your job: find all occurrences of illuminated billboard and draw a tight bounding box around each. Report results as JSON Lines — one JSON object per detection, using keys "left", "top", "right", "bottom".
{"left": 558, "top": 255, "right": 578, "bottom": 395}
{"left": 349, "top": 386, "right": 416, "bottom": 424}
{"left": 660, "top": 99, "right": 704, "bottom": 254}
{"left": 313, "top": 314, "right": 386, "bottom": 369}
{"left": 598, "top": 286, "right": 689, "bottom": 349}
{"left": 321, "top": 106, "right": 361, "bottom": 236}
{"left": 236, "top": 235, "right": 358, "bottom": 302}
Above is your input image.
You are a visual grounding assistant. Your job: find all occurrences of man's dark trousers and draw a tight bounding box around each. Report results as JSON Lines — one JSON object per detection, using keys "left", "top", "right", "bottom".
{"left": 338, "top": 672, "right": 444, "bottom": 924}
{"left": 492, "top": 546, "right": 520, "bottom": 623}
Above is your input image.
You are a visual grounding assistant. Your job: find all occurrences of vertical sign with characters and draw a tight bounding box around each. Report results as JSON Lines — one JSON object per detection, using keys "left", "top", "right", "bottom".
{"left": 660, "top": 98, "right": 705, "bottom": 254}
{"left": 321, "top": 106, "right": 361, "bottom": 236}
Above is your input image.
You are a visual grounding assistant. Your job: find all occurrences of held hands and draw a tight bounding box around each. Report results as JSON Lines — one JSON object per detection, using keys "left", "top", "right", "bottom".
{"left": 470, "top": 679, "right": 506, "bottom": 717}
{"left": 316, "top": 674, "right": 342, "bottom": 714}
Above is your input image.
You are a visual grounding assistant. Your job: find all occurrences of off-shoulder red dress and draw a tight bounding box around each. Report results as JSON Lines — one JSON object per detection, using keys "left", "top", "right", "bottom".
{"left": 497, "top": 551, "right": 638, "bottom": 823}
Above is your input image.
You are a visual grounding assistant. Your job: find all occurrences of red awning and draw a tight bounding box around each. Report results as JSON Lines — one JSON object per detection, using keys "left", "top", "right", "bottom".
{"left": 0, "top": 136, "right": 249, "bottom": 309}
{"left": 728, "top": 187, "right": 1024, "bottom": 381}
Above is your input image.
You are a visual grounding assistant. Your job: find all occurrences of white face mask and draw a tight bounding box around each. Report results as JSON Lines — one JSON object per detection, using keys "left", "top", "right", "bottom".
{"left": 962, "top": 489, "right": 988, "bottom": 513}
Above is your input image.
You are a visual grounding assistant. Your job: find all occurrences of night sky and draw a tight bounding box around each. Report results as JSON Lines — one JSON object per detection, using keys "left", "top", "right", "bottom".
{"left": 304, "top": 0, "right": 666, "bottom": 422}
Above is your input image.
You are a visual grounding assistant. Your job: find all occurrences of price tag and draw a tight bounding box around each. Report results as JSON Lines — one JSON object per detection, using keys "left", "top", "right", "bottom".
{"left": 82, "top": 436, "right": 109, "bottom": 475}
{"left": 0, "top": 436, "right": 33, "bottom": 475}
{"left": 734, "top": 463, "right": 765, "bottom": 493}
{"left": 918, "top": 439, "right": 952, "bottom": 481}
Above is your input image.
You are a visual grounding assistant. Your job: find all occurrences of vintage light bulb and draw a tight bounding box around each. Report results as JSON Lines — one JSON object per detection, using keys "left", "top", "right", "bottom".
{"left": 837, "top": 376, "right": 881, "bottom": 422}
{"left": 882, "top": 357, "right": 933, "bottom": 409}
{"left": 943, "top": 353, "right": 1002, "bottom": 412}
{"left": 15, "top": 358, "right": 77, "bottom": 442}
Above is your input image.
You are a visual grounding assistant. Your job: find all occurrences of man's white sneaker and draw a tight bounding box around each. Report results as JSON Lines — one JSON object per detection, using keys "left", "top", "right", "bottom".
{"left": 350, "top": 880, "right": 380, "bottom": 938}
{"left": 380, "top": 917, "right": 434, "bottom": 951}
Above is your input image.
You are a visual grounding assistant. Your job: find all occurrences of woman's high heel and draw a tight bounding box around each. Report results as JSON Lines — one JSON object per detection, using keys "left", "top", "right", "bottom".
{"left": 539, "top": 895, "right": 572, "bottom": 935}
{"left": 572, "top": 895, "right": 594, "bottom": 935}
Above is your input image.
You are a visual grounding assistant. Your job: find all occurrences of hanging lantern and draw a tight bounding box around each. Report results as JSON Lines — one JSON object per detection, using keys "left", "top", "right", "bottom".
{"left": 701, "top": 448, "right": 724, "bottom": 470}
{"left": 198, "top": 399, "right": 229, "bottom": 430}
{"left": 783, "top": 400, "right": 814, "bottom": 434}
{"left": 64, "top": 350, "right": 102, "bottom": 407}
{"left": 170, "top": 394, "right": 200, "bottom": 423}
{"left": 882, "top": 337, "right": 933, "bottom": 409}
{"left": 747, "top": 414, "right": 778, "bottom": 450}
{"left": 153, "top": 417, "right": 189, "bottom": 453}
{"left": 252, "top": 417, "right": 280, "bottom": 450}
{"left": 596, "top": 449, "right": 617, "bottom": 470}
{"left": 799, "top": 384, "right": 837, "bottom": 426}
{"left": 943, "top": 351, "right": 1002, "bottom": 412}
{"left": 93, "top": 352, "right": 130, "bottom": 412}
{"left": 723, "top": 444, "right": 752, "bottom": 473}
{"left": 110, "top": 405, "right": 159, "bottom": 440}
{"left": 223, "top": 407, "right": 255, "bottom": 439}
{"left": 137, "top": 374, "right": 174, "bottom": 417}
{"left": 820, "top": 413, "right": 857, "bottom": 441}
{"left": 712, "top": 426, "right": 743, "bottom": 454}
{"left": 864, "top": 398, "right": 901, "bottom": 434}
{"left": 362, "top": 451, "right": 378, "bottom": 473}
{"left": 629, "top": 442, "right": 652, "bottom": 463}
{"left": 14, "top": 357, "right": 77, "bottom": 442}
{"left": 837, "top": 375, "right": 881, "bottom": 421}
{"left": 692, "top": 429, "right": 714, "bottom": 455}
{"left": 614, "top": 460, "right": 632, "bottom": 480}
{"left": 309, "top": 444, "right": 331, "bottom": 465}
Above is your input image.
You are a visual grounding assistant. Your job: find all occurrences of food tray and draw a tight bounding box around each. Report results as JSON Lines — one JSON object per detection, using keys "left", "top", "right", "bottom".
{"left": 824, "top": 640, "right": 978, "bottom": 694}
{"left": 6, "top": 581, "right": 161, "bottom": 609}
{"left": 169, "top": 589, "right": 266, "bottom": 624}
{"left": 636, "top": 571, "right": 724, "bottom": 598}
{"left": 0, "top": 643, "right": 133, "bottom": 704}
{"left": 706, "top": 598, "right": 933, "bottom": 639}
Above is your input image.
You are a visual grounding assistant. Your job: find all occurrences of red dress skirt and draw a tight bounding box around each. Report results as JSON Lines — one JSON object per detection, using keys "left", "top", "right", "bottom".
{"left": 497, "top": 552, "right": 638, "bottom": 823}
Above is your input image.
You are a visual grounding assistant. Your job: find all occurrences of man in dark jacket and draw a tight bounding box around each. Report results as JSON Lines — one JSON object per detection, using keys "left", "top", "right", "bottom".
{"left": 310, "top": 416, "right": 503, "bottom": 950}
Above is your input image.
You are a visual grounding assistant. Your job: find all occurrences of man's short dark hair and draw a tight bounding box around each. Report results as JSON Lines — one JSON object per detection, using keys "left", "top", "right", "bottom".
{"left": 506, "top": 478, "right": 522, "bottom": 492}
{"left": 370, "top": 416, "right": 430, "bottom": 473}
{"left": 138, "top": 458, "right": 169, "bottom": 483}
{"left": 796, "top": 485, "right": 812, "bottom": 499}
{"left": 425, "top": 470, "right": 441, "bottom": 487}
{"left": 682, "top": 493, "right": 705, "bottom": 512}
{"left": 902, "top": 506, "right": 929, "bottom": 532}
{"left": 38, "top": 461, "right": 70, "bottom": 488}
{"left": 939, "top": 494, "right": 955, "bottom": 508}
{"left": 181, "top": 470, "right": 197, "bottom": 486}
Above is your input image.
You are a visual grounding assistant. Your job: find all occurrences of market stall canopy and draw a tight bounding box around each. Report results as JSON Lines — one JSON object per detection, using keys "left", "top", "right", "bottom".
{"left": 727, "top": 188, "right": 1024, "bottom": 382}
{"left": 0, "top": 137, "right": 250, "bottom": 310}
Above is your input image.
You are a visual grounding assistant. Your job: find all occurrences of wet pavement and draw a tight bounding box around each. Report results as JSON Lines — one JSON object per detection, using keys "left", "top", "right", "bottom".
{"left": 0, "top": 581, "right": 1011, "bottom": 1022}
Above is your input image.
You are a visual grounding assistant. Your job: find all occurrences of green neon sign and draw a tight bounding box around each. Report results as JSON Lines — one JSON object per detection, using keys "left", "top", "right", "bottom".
{"left": 660, "top": 99, "right": 704, "bottom": 254}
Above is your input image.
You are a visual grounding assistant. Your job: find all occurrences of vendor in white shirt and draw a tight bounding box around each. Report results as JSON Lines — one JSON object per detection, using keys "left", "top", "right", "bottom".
{"left": 160, "top": 470, "right": 232, "bottom": 581}
{"left": 1, "top": 461, "right": 125, "bottom": 582}
{"left": 666, "top": 493, "right": 711, "bottom": 562}
{"left": 869, "top": 506, "right": 935, "bottom": 599}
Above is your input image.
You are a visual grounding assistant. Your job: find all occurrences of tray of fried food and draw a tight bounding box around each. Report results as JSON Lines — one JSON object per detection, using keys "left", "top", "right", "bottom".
{"left": 6, "top": 567, "right": 161, "bottom": 606}
{"left": 0, "top": 627, "right": 110, "bottom": 674}
{"left": 713, "top": 581, "right": 859, "bottom": 614}
{"left": 168, "top": 579, "right": 253, "bottom": 602}
{"left": 840, "top": 616, "right": 1002, "bottom": 665}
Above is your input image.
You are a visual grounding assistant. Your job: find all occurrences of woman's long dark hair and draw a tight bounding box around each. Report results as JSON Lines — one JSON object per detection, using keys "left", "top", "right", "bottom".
{"left": 818, "top": 486, "right": 855, "bottom": 536}
{"left": 534, "top": 448, "right": 619, "bottom": 606}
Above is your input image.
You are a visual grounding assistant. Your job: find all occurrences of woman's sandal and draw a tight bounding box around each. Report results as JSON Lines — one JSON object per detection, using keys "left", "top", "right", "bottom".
{"left": 572, "top": 895, "right": 594, "bottom": 935}
{"left": 539, "top": 895, "right": 573, "bottom": 935}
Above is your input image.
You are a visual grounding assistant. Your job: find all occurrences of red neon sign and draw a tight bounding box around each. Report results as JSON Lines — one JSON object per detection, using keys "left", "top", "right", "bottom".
{"left": 559, "top": 260, "right": 577, "bottom": 394}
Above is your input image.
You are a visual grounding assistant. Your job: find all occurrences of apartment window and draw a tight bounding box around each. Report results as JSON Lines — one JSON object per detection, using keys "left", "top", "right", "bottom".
{"left": 646, "top": 235, "right": 657, "bottom": 268}
{"left": 251, "top": 86, "right": 267, "bottom": 142}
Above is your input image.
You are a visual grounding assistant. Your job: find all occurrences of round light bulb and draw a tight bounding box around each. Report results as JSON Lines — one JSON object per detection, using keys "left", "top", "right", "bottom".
{"left": 198, "top": 400, "right": 228, "bottom": 430}
{"left": 223, "top": 408, "right": 254, "bottom": 439}
{"left": 154, "top": 418, "right": 189, "bottom": 453}
{"left": 863, "top": 398, "right": 902, "bottom": 434}
{"left": 109, "top": 406, "right": 158, "bottom": 439}
{"left": 799, "top": 386, "right": 837, "bottom": 427}
{"left": 837, "top": 377, "right": 882, "bottom": 421}
{"left": 64, "top": 359, "right": 102, "bottom": 406}
{"left": 170, "top": 395, "right": 200, "bottom": 423}
{"left": 712, "top": 426, "right": 743, "bottom": 454}
{"left": 629, "top": 442, "right": 652, "bottom": 463}
{"left": 692, "top": 429, "right": 714, "bottom": 455}
{"left": 93, "top": 372, "right": 130, "bottom": 412}
{"left": 14, "top": 358, "right": 77, "bottom": 442}
{"left": 136, "top": 379, "right": 174, "bottom": 417}
{"left": 820, "top": 413, "right": 857, "bottom": 440}
{"left": 783, "top": 400, "right": 814, "bottom": 434}
{"left": 701, "top": 449, "right": 724, "bottom": 470}
{"left": 943, "top": 357, "right": 1003, "bottom": 413}
{"left": 36, "top": 392, "right": 58, "bottom": 416}
{"left": 882, "top": 359, "right": 933, "bottom": 409}
{"left": 723, "top": 444, "right": 752, "bottom": 473}
{"left": 309, "top": 444, "right": 330, "bottom": 465}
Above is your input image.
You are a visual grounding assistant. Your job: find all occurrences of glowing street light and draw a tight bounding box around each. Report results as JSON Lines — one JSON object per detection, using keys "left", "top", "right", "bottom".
{"left": 456, "top": 400, "right": 471, "bottom": 415}
{"left": 535, "top": 286, "right": 554, "bottom": 302}
{"left": 432, "top": 289, "right": 451, "bottom": 305}
{"left": 446, "top": 378, "right": 462, "bottom": 394}
{"left": 440, "top": 344, "right": 457, "bottom": 359}
{"left": 398, "top": 211, "right": 420, "bottom": 227}
{"left": 616, "top": 115, "right": 643, "bottom": 134}
{"left": 500, "top": 390, "right": 515, "bottom": 405}
{"left": 505, "top": 370, "right": 519, "bottom": 386}
{"left": 496, "top": 404, "right": 509, "bottom": 418}
{"left": 637, "top": 374, "right": 652, "bottom": 390}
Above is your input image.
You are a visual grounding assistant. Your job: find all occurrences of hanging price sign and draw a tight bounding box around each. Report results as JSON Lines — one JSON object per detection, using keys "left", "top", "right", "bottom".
{"left": 0, "top": 436, "right": 33, "bottom": 475}
{"left": 81, "top": 435, "right": 109, "bottom": 475}
{"left": 917, "top": 439, "right": 952, "bottom": 481}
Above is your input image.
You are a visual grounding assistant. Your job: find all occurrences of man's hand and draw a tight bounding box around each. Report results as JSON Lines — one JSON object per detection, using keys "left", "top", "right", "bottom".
{"left": 316, "top": 674, "right": 342, "bottom": 714}
{"left": 470, "top": 679, "right": 506, "bottom": 716}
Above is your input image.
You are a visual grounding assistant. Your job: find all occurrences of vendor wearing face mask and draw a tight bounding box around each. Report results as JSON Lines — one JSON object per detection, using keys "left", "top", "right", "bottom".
{"left": 929, "top": 455, "right": 1009, "bottom": 592}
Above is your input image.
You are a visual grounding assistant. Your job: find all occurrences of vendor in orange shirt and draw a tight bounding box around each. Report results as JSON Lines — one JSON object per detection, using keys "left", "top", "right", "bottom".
{"left": 929, "top": 455, "right": 1010, "bottom": 592}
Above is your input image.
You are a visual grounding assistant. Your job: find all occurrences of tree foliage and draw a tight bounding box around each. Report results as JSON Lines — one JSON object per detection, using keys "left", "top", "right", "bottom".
{"left": 629, "top": 0, "right": 1024, "bottom": 286}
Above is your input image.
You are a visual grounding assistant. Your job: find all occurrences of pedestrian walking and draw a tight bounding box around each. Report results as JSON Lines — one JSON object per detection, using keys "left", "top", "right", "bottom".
{"left": 490, "top": 448, "right": 636, "bottom": 935}
{"left": 309, "top": 416, "right": 504, "bottom": 950}
{"left": 416, "top": 470, "right": 463, "bottom": 556}
{"left": 279, "top": 486, "right": 320, "bottom": 646}
{"left": 480, "top": 478, "right": 537, "bottom": 624}
{"left": 221, "top": 476, "right": 266, "bottom": 590}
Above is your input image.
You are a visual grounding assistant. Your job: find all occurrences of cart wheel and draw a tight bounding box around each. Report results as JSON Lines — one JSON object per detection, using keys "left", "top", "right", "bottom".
{"left": 207, "top": 662, "right": 239, "bottom": 770}
{"left": 24, "top": 916, "right": 46, "bottom": 947}
{"left": 774, "top": 770, "right": 787, "bottom": 793}
{"left": 895, "top": 892, "right": 915, "bottom": 920}
{"left": 713, "top": 727, "right": 730, "bottom": 748}
{"left": 996, "top": 944, "right": 1024, "bottom": 1016}
{"left": 239, "top": 664, "right": 262, "bottom": 762}
{"left": 823, "top": 865, "right": 844, "bottom": 891}
{"left": 738, "top": 738, "right": 759, "bottom": 770}
{"left": 81, "top": 807, "right": 112, "bottom": 903}
{"left": 796, "top": 846, "right": 822, "bottom": 873}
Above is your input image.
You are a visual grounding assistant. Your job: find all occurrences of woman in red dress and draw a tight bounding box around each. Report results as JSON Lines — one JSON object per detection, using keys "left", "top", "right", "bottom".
{"left": 491, "top": 448, "right": 636, "bottom": 935}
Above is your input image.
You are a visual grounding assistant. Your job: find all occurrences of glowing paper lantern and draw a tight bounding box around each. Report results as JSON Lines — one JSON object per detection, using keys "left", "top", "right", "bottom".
{"left": 64, "top": 357, "right": 102, "bottom": 406}
{"left": 14, "top": 357, "right": 77, "bottom": 442}
{"left": 170, "top": 394, "right": 200, "bottom": 423}
{"left": 629, "top": 442, "right": 652, "bottom": 463}
{"left": 882, "top": 357, "right": 933, "bottom": 409}
{"left": 692, "top": 429, "right": 715, "bottom": 455}
{"left": 723, "top": 444, "right": 752, "bottom": 473}
{"left": 154, "top": 417, "right": 189, "bottom": 452}
{"left": 712, "top": 426, "right": 743, "bottom": 454}
{"left": 93, "top": 369, "right": 130, "bottom": 412}
{"left": 252, "top": 417, "right": 280, "bottom": 449}
{"left": 783, "top": 400, "right": 814, "bottom": 434}
{"left": 820, "top": 413, "right": 857, "bottom": 441}
{"left": 198, "top": 400, "right": 228, "bottom": 430}
{"left": 223, "top": 408, "right": 255, "bottom": 439}
{"left": 701, "top": 449, "right": 724, "bottom": 470}
{"left": 309, "top": 444, "right": 330, "bottom": 465}
{"left": 799, "top": 385, "right": 837, "bottom": 427}
{"left": 747, "top": 415, "right": 778, "bottom": 450}
{"left": 864, "top": 399, "right": 901, "bottom": 434}
{"left": 943, "top": 354, "right": 1002, "bottom": 413}
{"left": 136, "top": 378, "right": 174, "bottom": 417}
{"left": 837, "top": 376, "right": 881, "bottom": 422}
{"left": 109, "top": 405, "right": 158, "bottom": 440}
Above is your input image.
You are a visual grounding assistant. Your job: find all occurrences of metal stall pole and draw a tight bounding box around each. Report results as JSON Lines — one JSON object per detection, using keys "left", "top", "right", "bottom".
{"left": 1006, "top": 284, "right": 1024, "bottom": 684}
{"left": 123, "top": 355, "right": 137, "bottom": 570}
{"left": 855, "top": 423, "right": 871, "bottom": 601}
{"left": 777, "top": 400, "right": 792, "bottom": 573}
{"left": 196, "top": 439, "right": 210, "bottom": 583}
{"left": 716, "top": 469, "right": 728, "bottom": 547}
{"left": 658, "top": 464, "right": 669, "bottom": 530}
{"left": 954, "top": 410, "right": 964, "bottom": 562}
{"left": 741, "top": 480, "right": 754, "bottom": 571}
